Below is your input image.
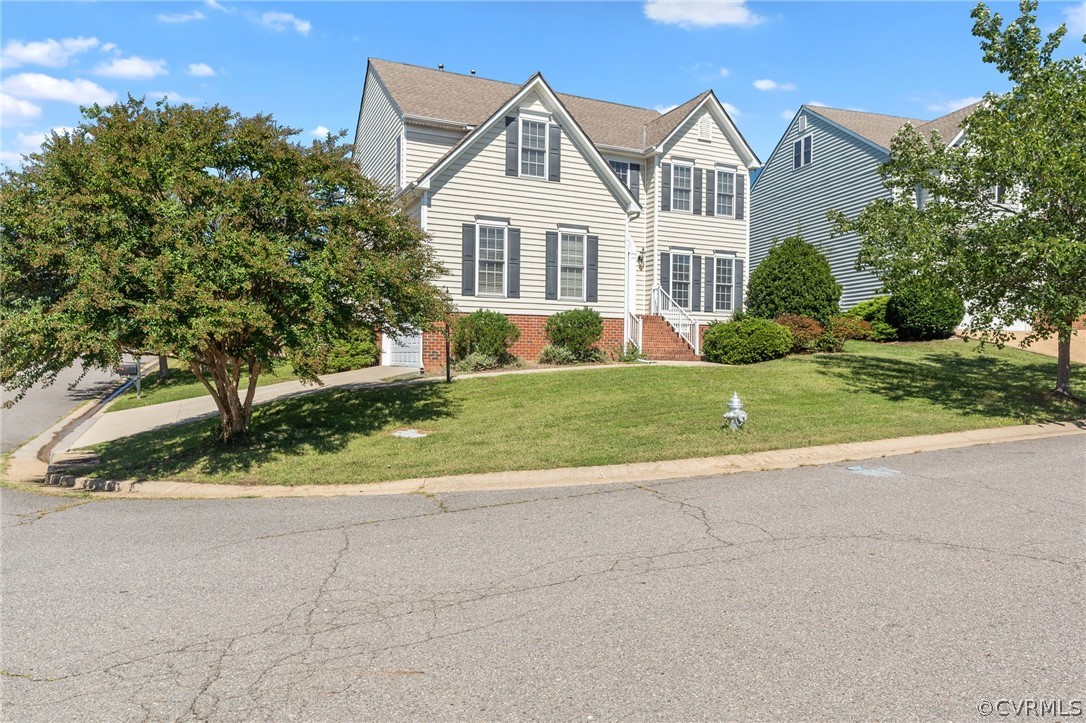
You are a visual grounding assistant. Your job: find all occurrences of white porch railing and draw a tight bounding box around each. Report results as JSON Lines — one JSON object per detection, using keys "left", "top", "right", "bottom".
{"left": 627, "top": 311, "right": 643, "bottom": 351}
{"left": 651, "top": 286, "right": 699, "bottom": 355}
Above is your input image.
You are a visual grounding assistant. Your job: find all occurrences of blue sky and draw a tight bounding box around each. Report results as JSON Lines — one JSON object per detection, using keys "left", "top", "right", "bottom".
{"left": 2, "top": 1, "right": 1084, "bottom": 168}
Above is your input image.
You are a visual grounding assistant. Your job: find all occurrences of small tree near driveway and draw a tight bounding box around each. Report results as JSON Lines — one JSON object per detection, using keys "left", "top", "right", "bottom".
{"left": 0, "top": 99, "right": 447, "bottom": 442}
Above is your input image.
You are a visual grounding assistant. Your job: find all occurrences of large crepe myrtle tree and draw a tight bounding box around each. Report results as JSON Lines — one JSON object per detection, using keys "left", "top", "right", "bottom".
{"left": 830, "top": 0, "right": 1086, "bottom": 397}
{"left": 1, "top": 98, "right": 447, "bottom": 442}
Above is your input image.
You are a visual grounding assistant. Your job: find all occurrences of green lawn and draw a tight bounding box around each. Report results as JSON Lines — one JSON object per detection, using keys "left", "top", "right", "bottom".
{"left": 87, "top": 340, "right": 1084, "bottom": 486}
{"left": 108, "top": 362, "right": 301, "bottom": 412}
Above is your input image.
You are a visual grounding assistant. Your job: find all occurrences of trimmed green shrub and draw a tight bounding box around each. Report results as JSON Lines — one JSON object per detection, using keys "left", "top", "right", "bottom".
{"left": 453, "top": 352, "right": 501, "bottom": 372}
{"left": 812, "top": 333, "right": 845, "bottom": 353}
{"left": 453, "top": 310, "right": 520, "bottom": 361}
{"left": 702, "top": 318, "right": 793, "bottom": 365}
{"left": 539, "top": 345, "right": 578, "bottom": 365}
{"left": 325, "top": 327, "right": 378, "bottom": 373}
{"left": 773, "top": 314, "right": 825, "bottom": 353}
{"left": 545, "top": 307, "right": 604, "bottom": 359}
{"left": 746, "top": 236, "right": 842, "bottom": 324}
{"left": 887, "top": 282, "right": 966, "bottom": 340}
{"left": 845, "top": 296, "right": 898, "bottom": 341}
{"left": 827, "top": 315, "right": 874, "bottom": 341}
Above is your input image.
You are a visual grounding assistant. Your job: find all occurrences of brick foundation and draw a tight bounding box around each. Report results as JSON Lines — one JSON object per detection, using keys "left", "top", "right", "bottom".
{"left": 418, "top": 314, "right": 625, "bottom": 373}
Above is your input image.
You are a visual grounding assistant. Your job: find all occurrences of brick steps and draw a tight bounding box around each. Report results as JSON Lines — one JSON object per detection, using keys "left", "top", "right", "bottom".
{"left": 639, "top": 315, "right": 701, "bottom": 362}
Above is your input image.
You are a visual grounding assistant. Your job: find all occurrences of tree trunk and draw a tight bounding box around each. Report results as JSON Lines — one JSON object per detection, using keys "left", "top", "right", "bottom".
{"left": 158, "top": 354, "right": 171, "bottom": 380}
{"left": 190, "top": 350, "right": 261, "bottom": 443}
{"left": 1054, "top": 327, "right": 1072, "bottom": 397}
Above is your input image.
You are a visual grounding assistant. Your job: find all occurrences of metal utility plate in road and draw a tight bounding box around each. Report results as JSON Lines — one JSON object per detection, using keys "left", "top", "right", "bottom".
{"left": 845, "top": 466, "right": 902, "bottom": 477}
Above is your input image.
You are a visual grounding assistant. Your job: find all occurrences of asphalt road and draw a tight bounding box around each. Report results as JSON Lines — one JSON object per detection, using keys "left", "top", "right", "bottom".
{"left": 0, "top": 364, "right": 120, "bottom": 454}
{"left": 2, "top": 436, "right": 1083, "bottom": 721}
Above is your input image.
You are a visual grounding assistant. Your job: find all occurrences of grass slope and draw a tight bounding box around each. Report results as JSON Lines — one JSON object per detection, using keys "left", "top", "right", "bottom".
{"left": 89, "top": 341, "right": 1084, "bottom": 486}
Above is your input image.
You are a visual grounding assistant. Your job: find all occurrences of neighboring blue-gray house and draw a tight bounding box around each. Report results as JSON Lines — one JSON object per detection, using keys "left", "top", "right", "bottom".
{"left": 750, "top": 103, "right": 976, "bottom": 308}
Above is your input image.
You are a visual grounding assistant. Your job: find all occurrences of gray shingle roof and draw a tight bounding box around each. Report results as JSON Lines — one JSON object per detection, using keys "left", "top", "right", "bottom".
{"left": 805, "top": 103, "right": 979, "bottom": 150}
{"left": 369, "top": 58, "right": 681, "bottom": 151}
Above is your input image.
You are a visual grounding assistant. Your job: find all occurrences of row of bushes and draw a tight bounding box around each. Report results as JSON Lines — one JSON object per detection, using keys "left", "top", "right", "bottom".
{"left": 702, "top": 312, "right": 874, "bottom": 365}
{"left": 452, "top": 307, "right": 613, "bottom": 372}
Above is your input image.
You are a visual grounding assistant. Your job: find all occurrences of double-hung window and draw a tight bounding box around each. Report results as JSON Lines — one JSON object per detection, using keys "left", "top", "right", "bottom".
{"left": 714, "top": 256, "right": 735, "bottom": 312}
{"left": 608, "top": 159, "right": 630, "bottom": 187}
{"left": 793, "top": 135, "right": 813, "bottom": 169}
{"left": 670, "top": 253, "right": 692, "bottom": 309}
{"left": 716, "top": 170, "right": 736, "bottom": 217}
{"left": 559, "top": 232, "right": 585, "bottom": 300}
{"left": 477, "top": 225, "right": 507, "bottom": 296}
{"left": 520, "top": 120, "right": 547, "bottom": 178}
{"left": 672, "top": 164, "right": 693, "bottom": 212}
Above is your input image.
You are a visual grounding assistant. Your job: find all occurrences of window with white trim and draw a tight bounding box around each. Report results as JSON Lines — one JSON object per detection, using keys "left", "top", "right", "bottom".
{"left": 559, "top": 232, "right": 585, "bottom": 300}
{"left": 477, "top": 225, "right": 506, "bottom": 296}
{"left": 714, "top": 256, "right": 734, "bottom": 311}
{"left": 793, "top": 134, "right": 813, "bottom": 169}
{"left": 671, "top": 253, "right": 692, "bottom": 309}
{"left": 520, "top": 120, "right": 547, "bottom": 177}
{"left": 672, "top": 164, "right": 692, "bottom": 212}
{"left": 608, "top": 159, "right": 630, "bottom": 187}
{"left": 715, "top": 169, "right": 736, "bottom": 217}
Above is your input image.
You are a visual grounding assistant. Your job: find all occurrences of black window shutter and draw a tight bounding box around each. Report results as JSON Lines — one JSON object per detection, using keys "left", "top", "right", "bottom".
{"left": 507, "top": 228, "right": 521, "bottom": 298}
{"left": 548, "top": 125, "right": 561, "bottom": 182}
{"left": 661, "top": 163, "right": 672, "bottom": 212}
{"left": 461, "top": 224, "right": 476, "bottom": 296}
{"left": 505, "top": 117, "right": 518, "bottom": 176}
{"left": 706, "top": 170, "right": 715, "bottom": 217}
{"left": 693, "top": 169, "right": 703, "bottom": 215}
{"left": 545, "top": 231, "right": 559, "bottom": 300}
{"left": 659, "top": 252, "right": 671, "bottom": 295}
{"left": 736, "top": 175, "right": 745, "bottom": 221}
{"left": 704, "top": 257, "right": 715, "bottom": 311}
{"left": 586, "top": 235, "right": 599, "bottom": 303}
{"left": 629, "top": 163, "right": 640, "bottom": 199}
{"left": 733, "top": 258, "right": 745, "bottom": 312}
{"left": 692, "top": 255, "right": 702, "bottom": 311}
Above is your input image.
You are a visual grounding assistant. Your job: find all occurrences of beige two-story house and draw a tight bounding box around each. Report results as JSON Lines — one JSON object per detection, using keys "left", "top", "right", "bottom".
{"left": 353, "top": 59, "right": 761, "bottom": 370}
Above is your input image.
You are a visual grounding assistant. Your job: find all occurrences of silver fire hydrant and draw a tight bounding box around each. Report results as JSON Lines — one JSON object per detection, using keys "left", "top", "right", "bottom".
{"left": 722, "top": 392, "right": 747, "bottom": 431}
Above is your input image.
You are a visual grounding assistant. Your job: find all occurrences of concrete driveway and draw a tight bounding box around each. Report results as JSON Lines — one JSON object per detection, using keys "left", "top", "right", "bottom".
{"left": 2, "top": 436, "right": 1083, "bottom": 720}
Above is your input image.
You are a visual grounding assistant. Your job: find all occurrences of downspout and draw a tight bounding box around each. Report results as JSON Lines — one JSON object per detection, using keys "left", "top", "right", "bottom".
{"left": 652, "top": 153, "right": 660, "bottom": 314}
{"left": 623, "top": 213, "right": 630, "bottom": 348}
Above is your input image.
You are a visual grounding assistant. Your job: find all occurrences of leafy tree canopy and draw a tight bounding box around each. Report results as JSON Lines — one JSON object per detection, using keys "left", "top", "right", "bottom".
{"left": 831, "top": 0, "right": 1085, "bottom": 396}
{"left": 1, "top": 98, "right": 447, "bottom": 440}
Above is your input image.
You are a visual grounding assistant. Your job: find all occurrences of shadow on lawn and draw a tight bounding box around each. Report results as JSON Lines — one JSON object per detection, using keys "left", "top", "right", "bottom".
{"left": 814, "top": 347, "right": 1085, "bottom": 422}
{"left": 93, "top": 381, "right": 457, "bottom": 481}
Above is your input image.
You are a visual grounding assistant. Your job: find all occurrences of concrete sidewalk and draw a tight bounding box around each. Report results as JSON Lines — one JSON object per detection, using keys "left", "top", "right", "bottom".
{"left": 67, "top": 365, "right": 414, "bottom": 449}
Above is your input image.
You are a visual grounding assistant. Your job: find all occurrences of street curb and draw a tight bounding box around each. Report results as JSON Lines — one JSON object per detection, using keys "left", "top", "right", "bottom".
{"left": 32, "top": 418, "right": 1086, "bottom": 500}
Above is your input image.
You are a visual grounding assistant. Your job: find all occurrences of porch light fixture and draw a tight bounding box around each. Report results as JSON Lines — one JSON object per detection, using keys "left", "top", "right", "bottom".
{"left": 722, "top": 392, "right": 747, "bottom": 431}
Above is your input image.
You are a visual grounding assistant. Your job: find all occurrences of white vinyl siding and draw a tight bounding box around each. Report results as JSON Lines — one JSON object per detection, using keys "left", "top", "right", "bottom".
{"left": 405, "top": 125, "right": 463, "bottom": 182}
{"left": 521, "top": 119, "right": 547, "bottom": 177}
{"left": 672, "top": 163, "right": 693, "bottom": 212}
{"left": 559, "top": 232, "right": 585, "bottom": 300}
{"left": 477, "top": 225, "right": 506, "bottom": 296}
{"left": 353, "top": 67, "right": 401, "bottom": 188}
{"left": 716, "top": 170, "right": 736, "bottom": 217}
{"left": 424, "top": 89, "right": 629, "bottom": 318}
{"left": 670, "top": 253, "right": 691, "bottom": 309}
{"left": 714, "top": 256, "right": 734, "bottom": 311}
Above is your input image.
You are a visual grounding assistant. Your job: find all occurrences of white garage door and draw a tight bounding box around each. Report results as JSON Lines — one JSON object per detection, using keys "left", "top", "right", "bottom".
{"left": 382, "top": 330, "right": 423, "bottom": 368}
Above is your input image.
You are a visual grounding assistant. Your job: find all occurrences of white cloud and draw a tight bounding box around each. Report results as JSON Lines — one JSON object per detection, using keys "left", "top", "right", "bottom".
{"left": 753, "top": 78, "right": 796, "bottom": 92}
{"left": 0, "top": 92, "right": 43, "bottom": 126}
{"left": 653, "top": 103, "right": 679, "bottom": 113}
{"left": 259, "top": 12, "right": 311, "bottom": 35}
{"left": 719, "top": 67, "right": 730, "bottom": 77}
{"left": 148, "top": 90, "right": 201, "bottom": 104}
{"left": 3, "top": 73, "right": 116, "bottom": 105}
{"left": 780, "top": 109, "right": 795, "bottom": 121}
{"left": 0, "top": 126, "right": 74, "bottom": 167}
{"left": 1, "top": 37, "right": 100, "bottom": 69}
{"left": 722, "top": 102, "right": 740, "bottom": 117}
{"left": 100, "top": 42, "right": 118, "bottom": 54}
{"left": 1064, "top": 3, "right": 1085, "bottom": 36}
{"left": 644, "top": 1, "right": 764, "bottom": 29}
{"left": 205, "top": 0, "right": 230, "bottom": 12}
{"left": 926, "top": 96, "right": 983, "bottom": 114}
{"left": 158, "top": 10, "right": 205, "bottom": 23}
{"left": 187, "top": 62, "right": 216, "bottom": 77}
{"left": 93, "top": 55, "right": 168, "bottom": 79}
{"left": 310, "top": 125, "right": 331, "bottom": 138}
{"left": 807, "top": 100, "right": 827, "bottom": 107}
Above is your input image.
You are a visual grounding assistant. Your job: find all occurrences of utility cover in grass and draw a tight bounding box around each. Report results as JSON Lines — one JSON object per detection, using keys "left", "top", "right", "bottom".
{"left": 391, "top": 429, "right": 429, "bottom": 438}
